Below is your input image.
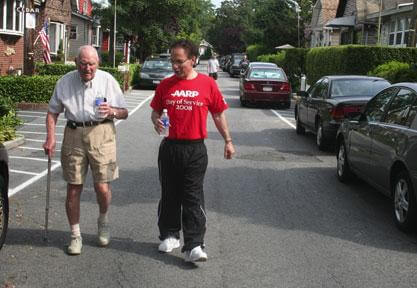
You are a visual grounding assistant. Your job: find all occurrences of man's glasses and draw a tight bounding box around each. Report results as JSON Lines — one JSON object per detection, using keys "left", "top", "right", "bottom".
{"left": 170, "top": 58, "right": 190, "bottom": 66}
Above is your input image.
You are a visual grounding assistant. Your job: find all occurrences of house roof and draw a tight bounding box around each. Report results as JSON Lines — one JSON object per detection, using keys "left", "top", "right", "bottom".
{"left": 326, "top": 15, "right": 355, "bottom": 27}
{"left": 275, "top": 44, "right": 295, "bottom": 49}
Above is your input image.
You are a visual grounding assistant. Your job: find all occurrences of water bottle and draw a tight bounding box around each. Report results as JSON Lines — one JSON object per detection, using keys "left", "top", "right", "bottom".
{"left": 95, "top": 95, "right": 106, "bottom": 120}
{"left": 160, "top": 109, "right": 169, "bottom": 137}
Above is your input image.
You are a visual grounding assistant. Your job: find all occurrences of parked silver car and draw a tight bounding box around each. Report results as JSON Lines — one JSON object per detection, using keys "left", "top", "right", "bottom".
{"left": 336, "top": 83, "right": 417, "bottom": 232}
{"left": 0, "top": 144, "right": 9, "bottom": 249}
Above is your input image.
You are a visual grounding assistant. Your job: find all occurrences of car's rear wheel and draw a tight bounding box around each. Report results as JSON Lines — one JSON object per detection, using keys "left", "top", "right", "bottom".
{"left": 0, "top": 173, "right": 9, "bottom": 250}
{"left": 336, "top": 140, "right": 352, "bottom": 182}
{"left": 316, "top": 121, "right": 327, "bottom": 150}
{"left": 239, "top": 96, "right": 247, "bottom": 107}
{"left": 282, "top": 102, "right": 291, "bottom": 109}
{"left": 393, "top": 171, "right": 417, "bottom": 233}
{"left": 296, "top": 114, "right": 305, "bottom": 135}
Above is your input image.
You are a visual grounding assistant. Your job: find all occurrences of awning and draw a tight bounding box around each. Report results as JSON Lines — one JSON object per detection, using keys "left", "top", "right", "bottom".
{"left": 325, "top": 16, "right": 355, "bottom": 27}
{"left": 275, "top": 44, "right": 295, "bottom": 49}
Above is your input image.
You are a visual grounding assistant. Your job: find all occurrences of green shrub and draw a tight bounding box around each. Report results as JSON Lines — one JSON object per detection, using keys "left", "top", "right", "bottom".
{"left": 129, "top": 63, "right": 141, "bottom": 87}
{"left": 246, "top": 44, "right": 269, "bottom": 62}
{"left": 368, "top": 61, "right": 417, "bottom": 83}
{"left": 257, "top": 52, "right": 286, "bottom": 67}
{"left": 0, "top": 76, "right": 60, "bottom": 103}
{"left": 0, "top": 96, "right": 21, "bottom": 143}
{"left": 35, "top": 63, "right": 124, "bottom": 90}
{"left": 36, "top": 63, "right": 76, "bottom": 75}
{"left": 305, "top": 45, "right": 417, "bottom": 85}
{"left": 100, "top": 51, "right": 124, "bottom": 67}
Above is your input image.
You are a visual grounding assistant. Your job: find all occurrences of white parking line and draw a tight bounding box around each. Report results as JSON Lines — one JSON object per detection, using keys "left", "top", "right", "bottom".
{"left": 23, "top": 123, "right": 65, "bottom": 128}
{"left": 19, "top": 131, "right": 64, "bottom": 136}
{"left": 18, "top": 146, "right": 61, "bottom": 152}
{"left": 10, "top": 169, "right": 39, "bottom": 176}
{"left": 25, "top": 138, "right": 62, "bottom": 144}
{"left": 271, "top": 110, "right": 296, "bottom": 129}
{"left": 9, "top": 94, "right": 153, "bottom": 197}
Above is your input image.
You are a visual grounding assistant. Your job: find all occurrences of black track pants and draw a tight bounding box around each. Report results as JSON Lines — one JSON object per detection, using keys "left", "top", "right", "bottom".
{"left": 157, "top": 138, "right": 208, "bottom": 252}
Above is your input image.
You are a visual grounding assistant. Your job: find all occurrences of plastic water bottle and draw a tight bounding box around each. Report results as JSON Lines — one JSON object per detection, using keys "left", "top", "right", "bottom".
{"left": 160, "top": 109, "right": 169, "bottom": 137}
{"left": 95, "top": 96, "right": 106, "bottom": 119}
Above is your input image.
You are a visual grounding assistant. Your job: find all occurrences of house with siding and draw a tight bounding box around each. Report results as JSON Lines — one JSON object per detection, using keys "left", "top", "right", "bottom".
{"left": 68, "top": 0, "right": 100, "bottom": 59}
{"left": 309, "top": 0, "right": 415, "bottom": 47}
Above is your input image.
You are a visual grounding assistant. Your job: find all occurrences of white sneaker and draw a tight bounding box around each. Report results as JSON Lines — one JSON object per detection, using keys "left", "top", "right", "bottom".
{"left": 184, "top": 246, "right": 207, "bottom": 262}
{"left": 98, "top": 220, "right": 110, "bottom": 247}
{"left": 67, "top": 236, "right": 82, "bottom": 255}
{"left": 158, "top": 237, "right": 180, "bottom": 253}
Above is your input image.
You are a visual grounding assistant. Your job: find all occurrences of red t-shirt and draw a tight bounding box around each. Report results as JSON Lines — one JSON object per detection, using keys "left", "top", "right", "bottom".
{"left": 150, "top": 73, "right": 228, "bottom": 140}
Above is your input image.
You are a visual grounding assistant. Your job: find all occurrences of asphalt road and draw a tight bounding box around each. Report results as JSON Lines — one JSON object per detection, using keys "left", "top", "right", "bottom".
{"left": 2, "top": 62, "right": 417, "bottom": 288}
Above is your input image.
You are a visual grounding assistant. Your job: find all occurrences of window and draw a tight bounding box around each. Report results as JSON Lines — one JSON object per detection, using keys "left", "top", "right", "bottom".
{"left": 92, "top": 26, "right": 100, "bottom": 47}
{"left": 0, "top": 0, "right": 23, "bottom": 35}
{"left": 49, "top": 22, "right": 66, "bottom": 54}
{"left": 70, "top": 25, "right": 77, "bottom": 40}
{"left": 364, "top": 87, "right": 397, "bottom": 122}
{"left": 384, "top": 88, "right": 417, "bottom": 126}
{"left": 388, "top": 17, "right": 410, "bottom": 47}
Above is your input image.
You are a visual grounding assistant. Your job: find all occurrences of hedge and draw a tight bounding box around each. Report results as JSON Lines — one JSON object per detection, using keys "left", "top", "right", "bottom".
{"left": 305, "top": 45, "right": 417, "bottom": 85}
{"left": 0, "top": 75, "right": 60, "bottom": 103}
{"left": 129, "top": 63, "right": 141, "bottom": 87}
{"left": 36, "top": 63, "right": 125, "bottom": 90}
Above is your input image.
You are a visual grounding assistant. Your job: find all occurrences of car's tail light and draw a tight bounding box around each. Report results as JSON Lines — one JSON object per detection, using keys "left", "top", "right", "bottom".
{"left": 244, "top": 82, "right": 256, "bottom": 90}
{"left": 279, "top": 82, "right": 291, "bottom": 92}
{"left": 330, "top": 105, "right": 362, "bottom": 121}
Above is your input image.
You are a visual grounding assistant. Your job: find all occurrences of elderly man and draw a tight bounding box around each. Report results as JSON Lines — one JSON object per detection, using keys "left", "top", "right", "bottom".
{"left": 43, "top": 45, "right": 128, "bottom": 255}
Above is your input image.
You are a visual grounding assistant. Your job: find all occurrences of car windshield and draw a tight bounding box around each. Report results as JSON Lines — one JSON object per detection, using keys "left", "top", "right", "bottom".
{"left": 249, "top": 68, "right": 285, "bottom": 80}
{"left": 330, "top": 79, "right": 390, "bottom": 97}
{"left": 143, "top": 60, "right": 172, "bottom": 70}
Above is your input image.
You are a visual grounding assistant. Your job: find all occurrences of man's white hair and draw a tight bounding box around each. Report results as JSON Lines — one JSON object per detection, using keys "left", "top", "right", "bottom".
{"left": 77, "top": 45, "right": 99, "bottom": 62}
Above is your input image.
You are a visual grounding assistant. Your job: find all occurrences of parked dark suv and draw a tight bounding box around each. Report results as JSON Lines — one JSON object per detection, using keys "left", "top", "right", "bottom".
{"left": 0, "top": 144, "right": 9, "bottom": 250}
{"left": 336, "top": 83, "right": 417, "bottom": 232}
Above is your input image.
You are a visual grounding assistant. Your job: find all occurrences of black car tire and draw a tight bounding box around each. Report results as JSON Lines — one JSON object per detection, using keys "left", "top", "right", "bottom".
{"left": 336, "top": 140, "right": 352, "bottom": 182}
{"left": 316, "top": 121, "right": 328, "bottom": 151}
{"left": 392, "top": 171, "right": 417, "bottom": 233}
{"left": 296, "top": 115, "right": 305, "bottom": 135}
{"left": 282, "top": 102, "right": 291, "bottom": 109}
{"left": 0, "top": 173, "right": 9, "bottom": 250}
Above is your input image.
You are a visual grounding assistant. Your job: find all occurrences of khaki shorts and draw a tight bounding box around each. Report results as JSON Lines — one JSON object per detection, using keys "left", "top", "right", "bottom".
{"left": 61, "top": 121, "right": 119, "bottom": 184}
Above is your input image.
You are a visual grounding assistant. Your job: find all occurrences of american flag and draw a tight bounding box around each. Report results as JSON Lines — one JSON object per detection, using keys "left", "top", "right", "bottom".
{"left": 38, "top": 20, "right": 51, "bottom": 64}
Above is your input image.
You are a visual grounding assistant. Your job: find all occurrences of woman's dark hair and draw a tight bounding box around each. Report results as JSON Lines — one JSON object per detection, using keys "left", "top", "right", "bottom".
{"left": 170, "top": 39, "right": 199, "bottom": 59}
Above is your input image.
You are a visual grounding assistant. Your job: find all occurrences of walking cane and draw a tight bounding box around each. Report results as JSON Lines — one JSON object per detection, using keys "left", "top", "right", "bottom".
{"left": 44, "top": 154, "right": 51, "bottom": 241}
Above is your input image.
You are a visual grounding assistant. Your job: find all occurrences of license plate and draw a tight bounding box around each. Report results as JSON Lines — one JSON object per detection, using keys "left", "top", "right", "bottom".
{"left": 152, "top": 80, "right": 160, "bottom": 84}
{"left": 263, "top": 86, "right": 272, "bottom": 92}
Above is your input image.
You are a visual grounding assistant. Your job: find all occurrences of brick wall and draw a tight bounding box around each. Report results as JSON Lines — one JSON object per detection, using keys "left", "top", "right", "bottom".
{"left": 0, "top": 34, "right": 24, "bottom": 75}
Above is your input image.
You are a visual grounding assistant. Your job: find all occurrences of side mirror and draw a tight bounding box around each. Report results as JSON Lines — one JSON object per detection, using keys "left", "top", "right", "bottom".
{"left": 297, "top": 91, "right": 308, "bottom": 97}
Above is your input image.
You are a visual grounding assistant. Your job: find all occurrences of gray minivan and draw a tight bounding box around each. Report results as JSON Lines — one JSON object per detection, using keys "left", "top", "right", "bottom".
{"left": 336, "top": 83, "right": 417, "bottom": 232}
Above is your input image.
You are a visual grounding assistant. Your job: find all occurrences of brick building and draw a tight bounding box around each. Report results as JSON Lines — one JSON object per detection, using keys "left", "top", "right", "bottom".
{"left": 0, "top": 1, "right": 25, "bottom": 75}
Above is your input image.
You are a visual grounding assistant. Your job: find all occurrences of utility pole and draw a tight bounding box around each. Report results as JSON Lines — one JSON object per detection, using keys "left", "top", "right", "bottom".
{"left": 377, "top": 0, "right": 382, "bottom": 45}
{"left": 113, "top": 0, "right": 117, "bottom": 68}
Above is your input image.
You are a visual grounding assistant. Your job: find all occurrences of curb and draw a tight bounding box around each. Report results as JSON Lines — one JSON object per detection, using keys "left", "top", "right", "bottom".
{"left": 3, "top": 134, "right": 25, "bottom": 151}
{"left": 16, "top": 103, "right": 49, "bottom": 110}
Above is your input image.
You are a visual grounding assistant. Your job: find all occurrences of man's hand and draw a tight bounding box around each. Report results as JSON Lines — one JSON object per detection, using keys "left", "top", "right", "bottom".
{"left": 43, "top": 138, "right": 56, "bottom": 157}
{"left": 224, "top": 141, "right": 235, "bottom": 159}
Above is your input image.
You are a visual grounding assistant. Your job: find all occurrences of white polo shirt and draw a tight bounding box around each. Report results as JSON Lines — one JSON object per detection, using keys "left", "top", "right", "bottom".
{"left": 48, "top": 69, "right": 127, "bottom": 122}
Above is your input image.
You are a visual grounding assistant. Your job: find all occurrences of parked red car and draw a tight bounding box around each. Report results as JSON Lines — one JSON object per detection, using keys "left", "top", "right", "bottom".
{"left": 239, "top": 66, "right": 291, "bottom": 109}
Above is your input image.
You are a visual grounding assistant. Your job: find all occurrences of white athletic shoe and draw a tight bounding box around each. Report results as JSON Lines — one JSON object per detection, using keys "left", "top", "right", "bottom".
{"left": 184, "top": 246, "right": 207, "bottom": 262}
{"left": 98, "top": 220, "right": 110, "bottom": 247}
{"left": 67, "top": 236, "right": 82, "bottom": 255}
{"left": 158, "top": 237, "right": 180, "bottom": 253}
